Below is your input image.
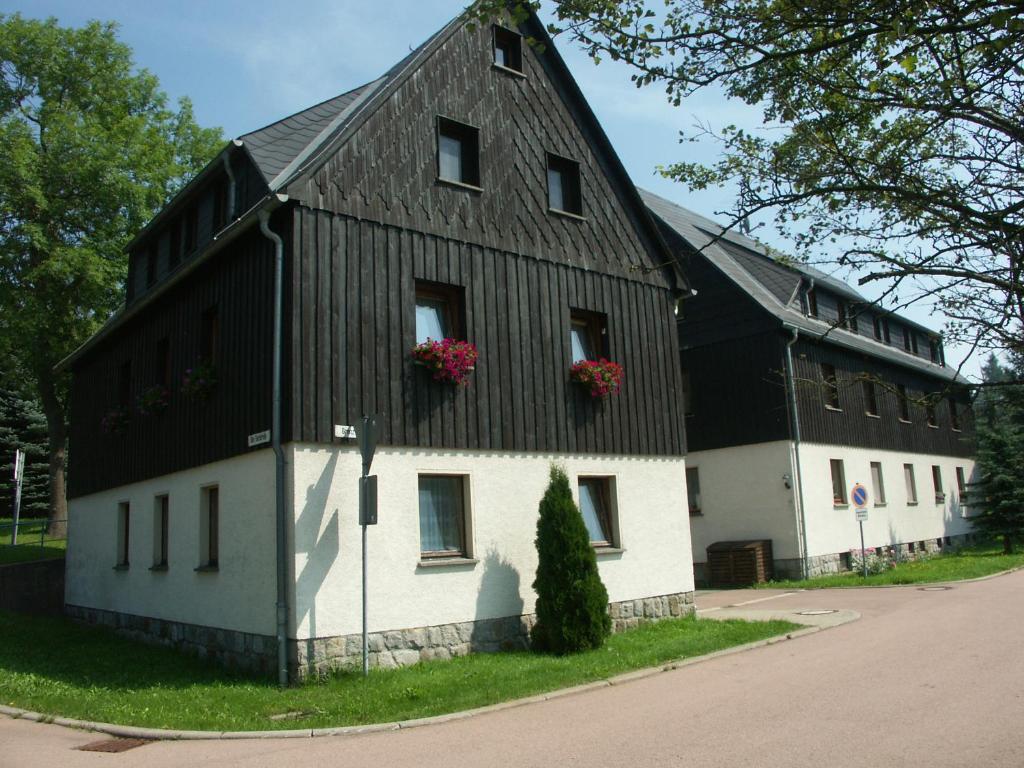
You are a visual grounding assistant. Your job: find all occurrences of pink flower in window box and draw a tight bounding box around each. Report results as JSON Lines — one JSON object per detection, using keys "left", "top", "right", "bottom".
{"left": 411, "top": 338, "right": 478, "bottom": 386}
{"left": 569, "top": 358, "right": 624, "bottom": 398}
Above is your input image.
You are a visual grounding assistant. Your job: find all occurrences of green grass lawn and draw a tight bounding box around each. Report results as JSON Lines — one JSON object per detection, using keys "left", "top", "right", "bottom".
{"left": 0, "top": 610, "right": 797, "bottom": 731}
{"left": 760, "top": 545, "right": 1024, "bottom": 589}
{"left": 0, "top": 518, "right": 65, "bottom": 565}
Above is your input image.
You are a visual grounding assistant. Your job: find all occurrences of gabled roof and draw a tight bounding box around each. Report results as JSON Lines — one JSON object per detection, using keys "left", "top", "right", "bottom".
{"left": 640, "top": 187, "right": 961, "bottom": 382}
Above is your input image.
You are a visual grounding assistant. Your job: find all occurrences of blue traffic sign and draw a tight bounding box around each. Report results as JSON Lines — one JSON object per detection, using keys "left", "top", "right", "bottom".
{"left": 851, "top": 483, "right": 868, "bottom": 508}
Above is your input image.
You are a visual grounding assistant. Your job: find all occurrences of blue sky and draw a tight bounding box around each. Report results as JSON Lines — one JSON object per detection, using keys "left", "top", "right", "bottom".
{"left": 4, "top": 0, "right": 981, "bottom": 376}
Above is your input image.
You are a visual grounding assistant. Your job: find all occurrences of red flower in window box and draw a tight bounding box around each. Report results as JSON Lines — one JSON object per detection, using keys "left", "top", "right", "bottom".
{"left": 181, "top": 359, "right": 218, "bottom": 400}
{"left": 136, "top": 385, "right": 170, "bottom": 416}
{"left": 411, "top": 338, "right": 478, "bottom": 386}
{"left": 569, "top": 358, "right": 624, "bottom": 398}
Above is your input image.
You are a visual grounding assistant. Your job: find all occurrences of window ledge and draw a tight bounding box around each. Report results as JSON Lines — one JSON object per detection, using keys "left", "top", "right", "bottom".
{"left": 436, "top": 178, "right": 483, "bottom": 193}
{"left": 491, "top": 63, "right": 526, "bottom": 79}
{"left": 833, "top": 503, "right": 849, "bottom": 509}
{"left": 593, "top": 547, "right": 625, "bottom": 556}
{"left": 952, "top": 428, "right": 963, "bottom": 433}
{"left": 874, "top": 503, "right": 887, "bottom": 508}
{"left": 194, "top": 564, "right": 219, "bottom": 573}
{"left": 824, "top": 406, "right": 843, "bottom": 413}
{"left": 689, "top": 511, "right": 703, "bottom": 517}
{"left": 417, "top": 557, "right": 478, "bottom": 569}
{"left": 865, "top": 412, "right": 881, "bottom": 419}
{"left": 548, "top": 207, "right": 586, "bottom": 222}
{"left": 112, "top": 564, "right": 129, "bottom": 572}
{"left": 908, "top": 501, "right": 919, "bottom": 506}
{"left": 898, "top": 418, "right": 913, "bottom": 424}
{"left": 148, "top": 564, "right": 169, "bottom": 572}
{"left": 927, "top": 424, "right": 939, "bottom": 430}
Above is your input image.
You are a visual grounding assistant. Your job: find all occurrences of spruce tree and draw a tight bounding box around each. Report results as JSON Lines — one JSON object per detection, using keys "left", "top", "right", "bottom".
{"left": 531, "top": 465, "right": 611, "bottom": 654}
{"left": 0, "top": 384, "right": 50, "bottom": 521}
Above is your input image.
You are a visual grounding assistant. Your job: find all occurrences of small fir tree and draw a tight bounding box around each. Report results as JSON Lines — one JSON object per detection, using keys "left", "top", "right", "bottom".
{"left": 531, "top": 465, "right": 611, "bottom": 654}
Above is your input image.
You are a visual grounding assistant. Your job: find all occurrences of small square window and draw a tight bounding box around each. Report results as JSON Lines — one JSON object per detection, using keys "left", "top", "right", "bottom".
{"left": 863, "top": 378, "right": 878, "bottom": 416}
{"left": 821, "top": 363, "right": 840, "bottom": 409}
{"left": 904, "top": 464, "right": 918, "bottom": 504}
{"left": 547, "top": 153, "right": 582, "bottom": 216}
{"left": 870, "top": 462, "right": 886, "bottom": 505}
{"left": 569, "top": 309, "right": 606, "bottom": 363}
{"left": 415, "top": 281, "right": 464, "bottom": 344}
{"left": 578, "top": 476, "right": 617, "bottom": 547}
{"left": 153, "top": 494, "right": 169, "bottom": 568}
{"left": 830, "top": 459, "right": 847, "bottom": 505}
{"left": 686, "top": 467, "right": 702, "bottom": 516}
{"left": 116, "top": 501, "right": 130, "bottom": 568}
{"left": 437, "top": 117, "right": 480, "bottom": 188}
{"left": 493, "top": 26, "right": 523, "bottom": 72}
{"left": 418, "top": 475, "right": 470, "bottom": 558}
{"left": 896, "top": 384, "right": 911, "bottom": 422}
{"left": 199, "top": 486, "right": 219, "bottom": 569}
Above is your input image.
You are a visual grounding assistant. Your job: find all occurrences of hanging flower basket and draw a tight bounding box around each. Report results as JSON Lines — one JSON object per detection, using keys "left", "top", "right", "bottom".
{"left": 569, "top": 358, "right": 624, "bottom": 398}
{"left": 181, "top": 359, "right": 218, "bottom": 400}
{"left": 411, "top": 338, "right": 478, "bottom": 386}
{"left": 101, "top": 406, "right": 131, "bottom": 436}
{"left": 136, "top": 385, "right": 170, "bottom": 416}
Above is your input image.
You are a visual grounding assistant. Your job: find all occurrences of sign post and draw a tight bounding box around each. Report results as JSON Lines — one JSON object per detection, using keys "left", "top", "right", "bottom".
{"left": 358, "top": 415, "right": 378, "bottom": 678}
{"left": 11, "top": 449, "right": 24, "bottom": 546}
{"left": 851, "top": 482, "right": 869, "bottom": 578}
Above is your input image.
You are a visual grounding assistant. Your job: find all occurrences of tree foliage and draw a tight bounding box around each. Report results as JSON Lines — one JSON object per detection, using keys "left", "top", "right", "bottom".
{"left": 970, "top": 354, "right": 1024, "bottom": 553}
{"left": 0, "top": 382, "right": 49, "bottom": 520}
{"left": 0, "top": 14, "right": 223, "bottom": 528}
{"left": 531, "top": 465, "right": 611, "bottom": 654}
{"left": 474, "top": 0, "right": 1024, "bottom": 357}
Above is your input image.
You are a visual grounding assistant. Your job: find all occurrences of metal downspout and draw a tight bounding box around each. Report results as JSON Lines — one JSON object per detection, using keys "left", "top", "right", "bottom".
{"left": 258, "top": 208, "right": 289, "bottom": 687}
{"left": 784, "top": 325, "right": 810, "bottom": 580}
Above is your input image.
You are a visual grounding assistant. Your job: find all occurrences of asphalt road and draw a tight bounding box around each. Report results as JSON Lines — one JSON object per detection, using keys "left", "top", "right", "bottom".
{"left": 3, "top": 571, "right": 1022, "bottom": 767}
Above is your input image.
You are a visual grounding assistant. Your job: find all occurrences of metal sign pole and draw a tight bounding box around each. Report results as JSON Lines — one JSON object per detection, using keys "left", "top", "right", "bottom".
{"left": 358, "top": 415, "right": 377, "bottom": 679}
{"left": 11, "top": 449, "right": 24, "bottom": 546}
{"left": 859, "top": 520, "right": 867, "bottom": 578}
{"left": 361, "top": 520, "right": 368, "bottom": 677}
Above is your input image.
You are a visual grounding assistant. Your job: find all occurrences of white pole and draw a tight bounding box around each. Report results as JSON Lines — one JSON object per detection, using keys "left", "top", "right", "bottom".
{"left": 11, "top": 449, "right": 24, "bottom": 546}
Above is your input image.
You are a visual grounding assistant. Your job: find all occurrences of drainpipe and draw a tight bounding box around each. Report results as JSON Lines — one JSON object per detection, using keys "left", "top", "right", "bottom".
{"left": 783, "top": 325, "right": 810, "bottom": 580}
{"left": 222, "top": 151, "right": 237, "bottom": 221}
{"left": 258, "top": 206, "right": 289, "bottom": 687}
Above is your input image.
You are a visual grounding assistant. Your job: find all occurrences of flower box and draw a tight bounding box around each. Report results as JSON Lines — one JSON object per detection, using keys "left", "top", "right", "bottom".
{"left": 411, "top": 338, "right": 478, "bottom": 386}
{"left": 101, "top": 406, "right": 130, "bottom": 436}
{"left": 181, "top": 359, "right": 218, "bottom": 400}
{"left": 569, "top": 358, "right": 624, "bottom": 398}
{"left": 136, "top": 385, "right": 170, "bottom": 416}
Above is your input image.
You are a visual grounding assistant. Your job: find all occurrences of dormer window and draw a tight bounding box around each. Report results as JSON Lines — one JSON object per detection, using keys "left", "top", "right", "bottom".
{"left": 929, "top": 338, "right": 942, "bottom": 364}
{"left": 437, "top": 117, "right": 481, "bottom": 188}
{"left": 493, "top": 26, "right": 523, "bottom": 73}
{"left": 873, "top": 316, "right": 883, "bottom": 341}
{"left": 547, "top": 153, "right": 582, "bottom": 216}
{"left": 902, "top": 327, "right": 912, "bottom": 352}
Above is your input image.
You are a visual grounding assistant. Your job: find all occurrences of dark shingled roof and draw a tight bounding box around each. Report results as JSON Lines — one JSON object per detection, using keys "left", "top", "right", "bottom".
{"left": 639, "top": 187, "right": 962, "bottom": 382}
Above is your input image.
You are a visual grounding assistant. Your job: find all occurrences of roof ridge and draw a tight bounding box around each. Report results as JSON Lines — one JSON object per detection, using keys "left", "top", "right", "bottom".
{"left": 237, "top": 82, "right": 373, "bottom": 142}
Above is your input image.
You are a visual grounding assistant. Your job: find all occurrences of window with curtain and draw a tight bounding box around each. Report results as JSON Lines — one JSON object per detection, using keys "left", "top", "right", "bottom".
{"left": 416, "top": 297, "right": 449, "bottom": 343}
{"left": 569, "top": 310, "right": 605, "bottom": 363}
{"left": 578, "top": 477, "right": 614, "bottom": 546}
{"left": 418, "top": 475, "right": 466, "bottom": 557}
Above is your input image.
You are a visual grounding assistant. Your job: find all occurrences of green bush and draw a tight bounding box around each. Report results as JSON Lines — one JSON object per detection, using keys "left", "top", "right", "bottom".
{"left": 531, "top": 465, "right": 611, "bottom": 654}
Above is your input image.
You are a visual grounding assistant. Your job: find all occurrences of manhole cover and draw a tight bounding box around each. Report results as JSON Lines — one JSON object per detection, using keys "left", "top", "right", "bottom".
{"left": 796, "top": 609, "right": 838, "bottom": 616}
{"left": 77, "top": 738, "right": 151, "bottom": 753}
{"left": 918, "top": 586, "right": 953, "bottom": 591}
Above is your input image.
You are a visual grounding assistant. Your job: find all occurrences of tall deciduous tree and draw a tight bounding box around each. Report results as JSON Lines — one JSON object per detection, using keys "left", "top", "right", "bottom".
{"left": 474, "top": 1, "right": 1024, "bottom": 358}
{"left": 0, "top": 15, "right": 222, "bottom": 535}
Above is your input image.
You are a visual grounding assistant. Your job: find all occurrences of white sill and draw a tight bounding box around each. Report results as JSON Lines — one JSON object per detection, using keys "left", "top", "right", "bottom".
{"left": 866, "top": 413, "right": 881, "bottom": 419}
{"left": 548, "top": 207, "right": 586, "bottom": 222}
{"left": 417, "top": 557, "right": 479, "bottom": 569}
{"left": 875, "top": 503, "right": 887, "bottom": 508}
{"left": 927, "top": 424, "right": 939, "bottom": 430}
{"left": 952, "top": 428, "right": 963, "bottom": 433}
{"left": 824, "top": 406, "right": 843, "bottom": 413}
{"left": 593, "top": 547, "right": 625, "bottom": 556}
{"left": 833, "top": 503, "right": 849, "bottom": 509}
{"left": 491, "top": 63, "right": 526, "bottom": 79}
{"left": 907, "top": 501, "right": 919, "bottom": 506}
{"left": 437, "top": 178, "right": 483, "bottom": 193}
{"left": 898, "top": 418, "right": 912, "bottom": 424}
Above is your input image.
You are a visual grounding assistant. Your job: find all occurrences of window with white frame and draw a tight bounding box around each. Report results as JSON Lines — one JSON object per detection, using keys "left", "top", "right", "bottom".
{"left": 418, "top": 475, "right": 470, "bottom": 558}
{"left": 153, "top": 494, "right": 169, "bottom": 569}
{"left": 686, "top": 467, "right": 702, "bottom": 516}
{"left": 830, "top": 459, "right": 847, "bottom": 505}
{"left": 904, "top": 464, "right": 918, "bottom": 504}
{"left": 578, "top": 476, "right": 617, "bottom": 547}
{"left": 932, "top": 465, "right": 945, "bottom": 503}
{"left": 116, "top": 501, "right": 130, "bottom": 568}
{"left": 199, "top": 486, "right": 219, "bottom": 570}
{"left": 870, "top": 462, "right": 886, "bottom": 505}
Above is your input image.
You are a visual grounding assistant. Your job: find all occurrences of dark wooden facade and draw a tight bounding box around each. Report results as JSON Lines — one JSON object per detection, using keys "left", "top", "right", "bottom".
{"left": 67, "top": 13, "right": 686, "bottom": 498}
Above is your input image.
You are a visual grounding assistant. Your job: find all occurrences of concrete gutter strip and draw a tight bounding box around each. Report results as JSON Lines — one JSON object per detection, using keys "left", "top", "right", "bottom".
{"left": 777, "top": 564, "right": 1024, "bottom": 590}
{"left": 0, "top": 613, "right": 845, "bottom": 742}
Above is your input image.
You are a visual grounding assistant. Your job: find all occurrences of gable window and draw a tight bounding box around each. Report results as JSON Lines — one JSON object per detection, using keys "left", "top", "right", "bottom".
{"left": 821, "top": 363, "right": 840, "bottom": 409}
{"left": 184, "top": 204, "right": 198, "bottom": 254}
{"left": 686, "top": 467, "right": 702, "bottom": 516}
{"left": 152, "top": 494, "right": 169, "bottom": 569}
{"left": 418, "top": 474, "right": 470, "bottom": 559}
{"left": 569, "top": 309, "right": 605, "bottom": 363}
{"left": 949, "top": 399, "right": 961, "bottom": 431}
{"left": 492, "top": 26, "right": 523, "bottom": 73}
{"left": 578, "top": 476, "right": 617, "bottom": 547}
{"left": 932, "top": 465, "right": 945, "bottom": 504}
{"left": 547, "top": 153, "right": 582, "bottom": 216}
{"left": 870, "top": 462, "right": 886, "bottom": 505}
{"left": 830, "top": 459, "right": 847, "bottom": 505}
{"left": 199, "top": 485, "right": 219, "bottom": 570}
{"left": 201, "top": 306, "right": 219, "bottom": 362}
{"left": 904, "top": 464, "right": 918, "bottom": 504}
{"left": 896, "top": 384, "right": 911, "bottom": 422}
{"left": 415, "top": 281, "right": 463, "bottom": 344}
{"left": 437, "top": 117, "right": 481, "bottom": 188}
{"left": 863, "top": 378, "right": 879, "bottom": 417}
{"left": 873, "top": 316, "right": 883, "bottom": 341}
{"left": 115, "top": 501, "right": 130, "bottom": 568}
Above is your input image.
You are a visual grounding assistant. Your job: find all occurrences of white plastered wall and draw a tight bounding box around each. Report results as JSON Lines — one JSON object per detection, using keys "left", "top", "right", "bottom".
{"left": 290, "top": 444, "right": 692, "bottom": 641}
{"left": 685, "top": 440, "right": 801, "bottom": 566}
{"left": 797, "top": 443, "right": 975, "bottom": 558}
{"left": 65, "top": 449, "right": 277, "bottom": 636}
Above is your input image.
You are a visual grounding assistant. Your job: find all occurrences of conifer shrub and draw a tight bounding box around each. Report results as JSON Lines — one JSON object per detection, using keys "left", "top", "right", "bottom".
{"left": 531, "top": 465, "right": 611, "bottom": 654}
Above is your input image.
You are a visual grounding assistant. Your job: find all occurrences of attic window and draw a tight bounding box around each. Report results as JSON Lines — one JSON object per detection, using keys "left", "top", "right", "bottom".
{"left": 493, "top": 26, "right": 523, "bottom": 73}
{"left": 437, "top": 117, "right": 481, "bottom": 188}
{"left": 929, "top": 338, "right": 942, "bottom": 364}
{"left": 547, "top": 153, "right": 582, "bottom": 216}
{"left": 902, "top": 328, "right": 912, "bottom": 352}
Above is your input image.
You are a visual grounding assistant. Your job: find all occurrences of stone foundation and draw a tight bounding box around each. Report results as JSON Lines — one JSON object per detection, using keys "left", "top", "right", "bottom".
{"left": 67, "top": 591, "right": 696, "bottom": 680}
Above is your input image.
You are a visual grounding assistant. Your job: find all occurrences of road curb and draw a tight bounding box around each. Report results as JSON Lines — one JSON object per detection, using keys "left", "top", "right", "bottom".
{"left": 773, "top": 564, "right": 1024, "bottom": 591}
{"left": 0, "top": 619, "right": 835, "bottom": 742}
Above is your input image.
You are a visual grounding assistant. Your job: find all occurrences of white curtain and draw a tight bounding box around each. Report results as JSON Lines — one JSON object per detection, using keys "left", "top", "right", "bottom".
{"left": 419, "top": 476, "right": 462, "bottom": 553}
{"left": 416, "top": 299, "right": 448, "bottom": 343}
{"left": 570, "top": 324, "right": 592, "bottom": 362}
{"left": 548, "top": 167, "right": 564, "bottom": 210}
{"left": 578, "top": 481, "right": 608, "bottom": 543}
{"left": 439, "top": 135, "right": 462, "bottom": 182}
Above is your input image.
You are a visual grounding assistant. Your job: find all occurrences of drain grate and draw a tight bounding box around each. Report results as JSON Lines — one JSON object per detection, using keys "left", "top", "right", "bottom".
{"left": 76, "top": 738, "right": 151, "bottom": 753}
{"left": 918, "top": 586, "right": 953, "bottom": 592}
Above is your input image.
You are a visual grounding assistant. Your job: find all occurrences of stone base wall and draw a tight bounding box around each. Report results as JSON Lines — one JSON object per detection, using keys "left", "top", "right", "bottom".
{"left": 294, "top": 591, "right": 696, "bottom": 679}
{"left": 66, "top": 591, "right": 696, "bottom": 681}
